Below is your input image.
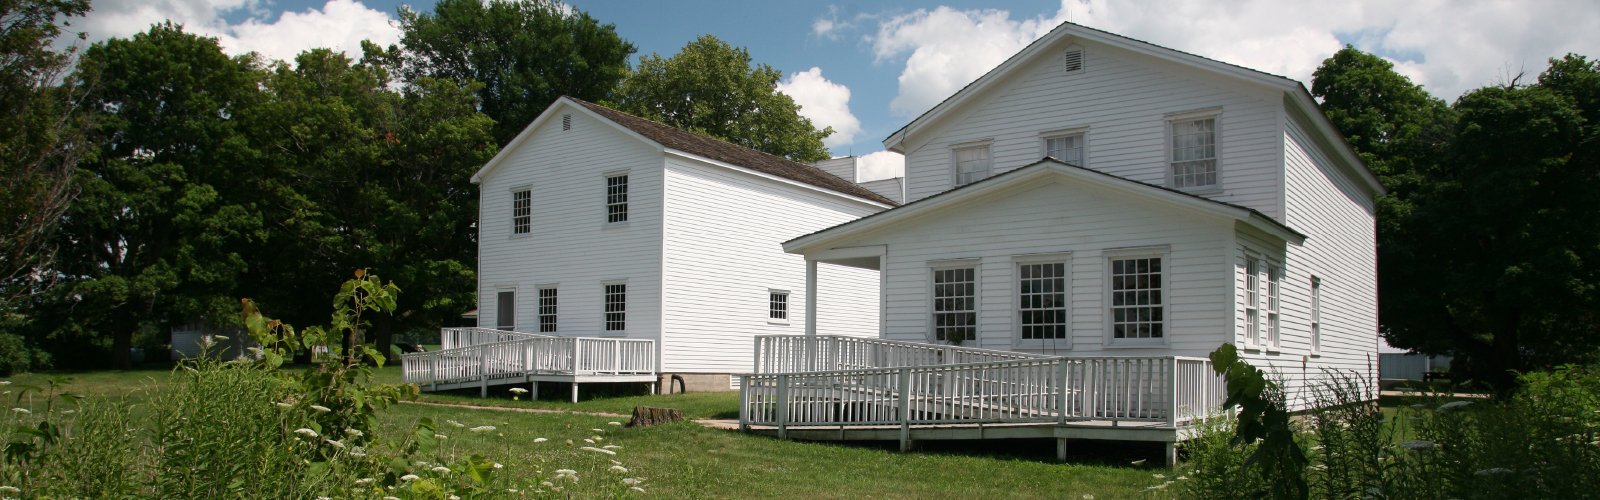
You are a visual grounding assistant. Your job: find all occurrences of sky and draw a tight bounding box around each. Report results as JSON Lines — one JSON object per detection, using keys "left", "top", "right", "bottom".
{"left": 69, "top": 0, "right": 1600, "bottom": 181}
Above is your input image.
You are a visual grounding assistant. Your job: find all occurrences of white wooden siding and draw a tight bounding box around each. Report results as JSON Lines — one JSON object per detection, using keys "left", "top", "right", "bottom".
{"left": 662, "top": 158, "right": 883, "bottom": 374}
{"left": 476, "top": 108, "right": 664, "bottom": 341}
{"left": 820, "top": 179, "right": 1235, "bottom": 357}
{"left": 900, "top": 39, "right": 1285, "bottom": 220}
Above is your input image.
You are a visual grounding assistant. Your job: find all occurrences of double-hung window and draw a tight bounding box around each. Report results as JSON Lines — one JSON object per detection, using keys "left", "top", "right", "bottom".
{"left": 537, "top": 287, "right": 558, "bottom": 333}
{"left": 1310, "top": 277, "right": 1322, "bottom": 355}
{"left": 1171, "top": 118, "right": 1217, "bottom": 189}
{"left": 1245, "top": 258, "right": 1259, "bottom": 347}
{"left": 603, "top": 284, "right": 626, "bottom": 332}
{"left": 1109, "top": 257, "right": 1163, "bottom": 340}
{"left": 512, "top": 189, "right": 531, "bottom": 235}
{"left": 606, "top": 175, "right": 628, "bottom": 224}
{"left": 769, "top": 292, "right": 789, "bottom": 322}
{"left": 1044, "top": 134, "right": 1084, "bottom": 166}
{"left": 1267, "top": 265, "right": 1281, "bottom": 350}
{"left": 1018, "top": 262, "right": 1068, "bottom": 341}
{"left": 953, "top": 146, "right": 991, "bottom": 186}
{"left": 932, "top": 267, "right": 977, "bottom": 342}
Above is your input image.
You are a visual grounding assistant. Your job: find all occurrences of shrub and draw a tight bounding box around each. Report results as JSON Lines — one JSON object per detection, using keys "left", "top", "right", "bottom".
{"left": 0, "top": 334, "right": 35, "bottom": 376}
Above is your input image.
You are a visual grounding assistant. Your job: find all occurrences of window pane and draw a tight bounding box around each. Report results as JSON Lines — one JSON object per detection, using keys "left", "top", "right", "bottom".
{"left": 932, "top": 267, "right": 978, "bottom": 341}
{"left": 1019, "top": 263, "right": 1068, "bottom": 340}
{"left": 1171, "top": 118, "right": 1216, "bottom": 188}
{"left": 538, "top": 288, "right": 558, "bottom": 332}
{"left": 954, "top": 146, "right": 991, "bottom": 186}
{"left": 1045, "top": 135, "right": 1083, "bottom": 165}
{"left": 1109, "top": 258, "right": 1163, "bottom": 339}
{"left": 607, "top": 176, "right": 629, "bottom": 223}
{"left": 496, "top": 291, "right": 515, "bottom": 330}
{"left": 770, "top": 293, "right": 788, "bottom": 320}
{"left": 512, "top": 190, "right": 532, "bottom": 234}
{"left": 604, "top": 284, "right": 626, "bottom": 331}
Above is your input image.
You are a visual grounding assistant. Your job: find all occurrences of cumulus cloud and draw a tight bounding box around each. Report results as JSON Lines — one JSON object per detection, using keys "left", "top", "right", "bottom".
{"left": 856, "top": 150, "right": 905, "bottom": 182}
{"left": 868, "top": 0, "right": 1600, "bottom": 118}
{"left": 777, "top": 67, "right": 863, "bottom": 147}
{"left": 69, "top": 0, "right": 401, "bottom": 64}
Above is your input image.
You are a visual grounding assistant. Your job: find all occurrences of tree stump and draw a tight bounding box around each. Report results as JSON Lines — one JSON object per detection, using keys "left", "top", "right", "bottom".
{"left": 626, "top": 406, "right": 684, "bottom": 427}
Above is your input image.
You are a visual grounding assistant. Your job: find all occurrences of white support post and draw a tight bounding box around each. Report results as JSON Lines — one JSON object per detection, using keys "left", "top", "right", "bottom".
{"left": 776, "top": 374, "right": 790, "bottom": 440}
{"left": 1165, "top": 442, "right": 1178, "bottom": 468}
{"left": 571, "top": 382, "right": 579, "bottom": 403}
{"left": 1169, "top": 358, "right": 1180, "bottom": 428}
{"left": 479, "top": 345, "right": 489, "bottom": 398}
{"left": 530, "top": 381, "right": 539, "bottom": 401}
{"left": 805, "top": 259, "right": 818, "bottom": 337}
{"left": 738, "top": 375, "right": 750, "bottom": 432}
{"left": 1057, "top": 438, "right": 1068, "bottom": 462}
{"left": 897, "top": 367, "right": 912, "bottom": 452}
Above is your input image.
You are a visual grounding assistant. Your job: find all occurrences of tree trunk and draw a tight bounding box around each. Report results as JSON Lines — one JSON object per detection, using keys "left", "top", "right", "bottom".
{"left": 625, "top": 406, "right": 685, "bottom": 428}
{"left": 343, "top": 326, "right": 356, "bottom": 368}
{"left": 373, "top": 313, "right": 394, "bottom": 367}
{"left": 111, "top": 319, "right": 134, "bottom": 370}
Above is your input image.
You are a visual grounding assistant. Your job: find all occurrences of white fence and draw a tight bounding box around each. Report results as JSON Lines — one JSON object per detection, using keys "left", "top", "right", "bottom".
{"left": 753, "top": 335, "right": 1051, "bottom": 373}
{"left": 439, "top": 327, "right": 552, "bottom": 350}
{"left": 403, "top": 333, "right": 656, "bottom": 386}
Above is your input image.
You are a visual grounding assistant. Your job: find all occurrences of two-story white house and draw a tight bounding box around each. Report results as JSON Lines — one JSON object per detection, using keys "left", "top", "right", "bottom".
{"left": 468, "top": 97, "right": 899, "bottom": 392}
{"left": 780, "top": 21, "right": 1384, "bottom": 406}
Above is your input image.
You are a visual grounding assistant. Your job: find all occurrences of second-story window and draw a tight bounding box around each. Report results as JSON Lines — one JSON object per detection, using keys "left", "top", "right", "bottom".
{"left": 953, "top": 146, "right": 991, "bottom": 187}
{"left": 1310, "top": 277, "right": 1322, "bottom": 355}
{"left": 1267, "top": 265, "right": 1281, "bottom": 350}
{"left": 1245, "top": 258, "right": 1259, "bottom": 347}
{"left": 1171, "top": 118, "right": 1217, "bottom": 188}
{"left": 606, "top": 175, "right": 628, "bottom": 224}
{"left": 1044, "top": 134, "right": 1084, "bottom": 166}
{"left": 512, "top": 189, "right": 531, "bottom": 234}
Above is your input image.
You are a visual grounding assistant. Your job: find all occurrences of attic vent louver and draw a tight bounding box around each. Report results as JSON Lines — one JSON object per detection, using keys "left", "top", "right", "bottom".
{"left": 562, "top": 114, "right": 571, "bottom": 130}
{"left": 1064, "top": 49, "right": 1084, "bottom": 72}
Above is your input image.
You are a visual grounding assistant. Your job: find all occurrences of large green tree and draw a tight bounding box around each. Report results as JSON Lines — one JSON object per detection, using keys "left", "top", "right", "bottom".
{"left": 609, "top": 35, "right": 833, "bottom": 162}
{"left": 397, "top": 0, "right": 635, "bottom": 145}
{"left": 241, "top": 44, "right": 495, "bottom": 361}
{"left": 49, "top": 23, "right": 265, "bottom": 369}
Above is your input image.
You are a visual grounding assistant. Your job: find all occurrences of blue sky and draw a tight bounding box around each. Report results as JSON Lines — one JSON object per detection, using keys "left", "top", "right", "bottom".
{"left": 74, "top": 0, "right": 1600, "bottom": 177}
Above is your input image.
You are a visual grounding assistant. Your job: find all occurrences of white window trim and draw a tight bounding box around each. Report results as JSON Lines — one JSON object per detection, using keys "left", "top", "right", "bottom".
{"left": 1102, "top": 246, "right": 1170, "bottom": 348}
{"left": 1039, "top": 130, "right": 1088, "bottom": 167}
{"left": 1164, "top": 108, "right": 1223, "bottom": 194}
{"left": 767, "top": 288, "right": 791, "bottom": 325}
{"left": 536, "top": 284, "right": 559, "bottom": 334}
{"left": 602, "top": 170, "right": 630, "bottom": 228}
{"left": 1012, "top": 252, "right": 1072, "bottom": 350}
{"left": 1243, "top": 253, "right": 1261, "bottom": 350}
{"left": 1310, "top": 276, "right": 1322, "bottom": 356}
{"left": 493, "top": 285, "right": 518, "bottom": 331}
{"left": 601, "top": 279, "right": 628, "bottom": 336}
{"left": 1266, "top": 263, "right": 1282, "bottom": 352}
{"left": 949, "top": 142, "right": 993, "bottom": 189}
{"left": 927, "top": 258, "right": 981, "bottom": 344}
{"left": 509, "top": 185, "right": 533, "bottom": 239}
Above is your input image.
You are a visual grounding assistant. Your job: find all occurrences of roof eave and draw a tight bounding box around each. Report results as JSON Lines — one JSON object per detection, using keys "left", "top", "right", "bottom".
{"left": 664, "top": 149, "right": 895, "bottom": 209}
{"left": 470, "top": 97, "right": 666, "bottom": 184}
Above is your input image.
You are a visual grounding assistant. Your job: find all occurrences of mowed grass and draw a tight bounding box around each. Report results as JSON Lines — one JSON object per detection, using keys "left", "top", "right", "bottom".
{"left": 6, "top": 364, "right": 1172, "bottom": 499}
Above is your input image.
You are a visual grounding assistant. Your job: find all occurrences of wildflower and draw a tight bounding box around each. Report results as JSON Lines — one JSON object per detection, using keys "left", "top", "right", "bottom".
{"left": 581, "top": 446, "right": 618, "bottom": 455}
{"left": 592, "top": 428, "right": 605, "bottom": 432}
{"left": 431, "top": 467, "right": 452, "bottom": 473}
{"left": 1399, "top": 440, "right": 1435, "bottom": 450}
{"left": 593, "top": 436, "right": 604, "bottom": 441}
{"left": 400, "top": 475, "right": 420, "bottom": 481}
{"left": 325, "top": 439, "right": 346, "bottom": 449}
{"left": 309, "top": 405, "right": 332, "bottom": 413}
{"left": 1152, "top": 474, "right": 1165, "bottom": 479}
{"left": 0, "top": 381, "right": 9, "bottom": 385}
{"left": 1142, "top": 481, "right": 1175, "bottom": 491}
{"left": 1177, "top": 476, "right": 1188, "bottom": 480}
{"left": 60, "top": 409, "right": 75, "bottom": 414}
{"left": 435, "top": 434, "right": 448, "bottom": 440}
{"left": 10, "top": 408, "right": 28, "bottom": 414}
{"left": 1130, "top": 459, "right": 1146, "bottom": 465}
{"left": 611, "top": 460, "right": 623, "bottom": 465}
{"left": 565, "top": 439, "right": 574, "bottom": 445}
{"left": 0, "top": 487, "right": 18, "bottom": 494}
{"left": 630, "top": 486, "right": 646, "bottom": 493}
{"left": 294, "top": 428, "right": 319, "bottom": 438}
{"left": 384, "top": 497, "right": 400, "bottom": 500}
{"left": 541, "top": 481, "right": 555, "bottom": 487}
{"left": 608, "top": 421, "right": 622, "bottom": 426}
{"left": 1438, "top": 401, "right": 1473, "bottom": 412}
{"left": 584, "top": 439, "right": 595, "bottom": 444}
{"left": 611, "top": 466, "right": 629, "bottom": 473}
{"left": 604, "top": 445, "right": 622, "bottom": 450}
{"left": 623, "top": 478, "right": 641, "bottom": 485}
{"left": 355, "top": 478, "right": 374, "bottom": 485}
{"left": 555, "top": 469, "right": 577, "bottom": 475}
{"left": 350, "top": 447, "right": 367, "bottom": 457}
{"left": 1082, "top": 496, "right": 1094, "bottom": 500}
{"left": 507, "top": 489, "right": 519, "bottom": 493}
{"left": 415, "top": 461, "right": 429, "bottom": 467}
{"left": 471, "top": 426, "right": 496, "bottom": 432}
{"left": 533, "top": 437, "right": 548, "bottom": 443}
{"left": 1474, "top": 468, "right": 1513, "bottom": 476}
{"left": 447, "top": 420, "right": 465, "bottom": 428}
{"left": 275, "top": 402, "right": 293, "bottom": 408}
{"left": 317, "top": 496, "right": 331, "bottom": 500}
{"left": 345, "top": 429, "right": 364, "bottom": 437}
{"left": 509, "top": 388, "right": 529, "bottom": 394}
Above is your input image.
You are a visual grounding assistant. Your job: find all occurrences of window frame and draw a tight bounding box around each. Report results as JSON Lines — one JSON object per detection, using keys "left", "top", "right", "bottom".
{"left": 1013, "top": 253, "right": 1072, "bottom": 350}
{"left": 927, "top": 259, "right": 980, "bottom": 344}
{"left": 1039, "top": 130, "right": 1087, "bottom": 167}
{"left": 1245, "top": 256, "right": 1260, "bottom": 349}
{"left": 1164, "top": 109, "right": 1222, "bottom": 193}
{"left": 1103, "top": 247, "right": 1170, "bottom": 348}
{"left": 767, "top": 289, "right": 790, "bottom": 325}
{"left": 1310, "top": 276, "right": 1322, "bottom": 356}
{"left": 603, "top": 171, "right": 629, "bottom": 227}
{"left": 494, "top": 286, "right": 517, "bottom": 331}
{"left": 602, "top": 281, "right": 627, "bottom": 335}
{"left": 510, "top": 187, "right": 532, "bottom": 237}
{"left": 1266, "top": 264, "right": 1281, "bottom": 351}
{"left": 950, "top": 143, "right": 993, "bottom": 188}
{"left": 537, "top": 285, "right": 558, "bottom": 333}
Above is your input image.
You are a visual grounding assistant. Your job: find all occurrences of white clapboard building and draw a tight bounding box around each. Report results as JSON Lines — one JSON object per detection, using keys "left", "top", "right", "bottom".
{"left": 455, "top": 97, "right": 898, "bottom": 393}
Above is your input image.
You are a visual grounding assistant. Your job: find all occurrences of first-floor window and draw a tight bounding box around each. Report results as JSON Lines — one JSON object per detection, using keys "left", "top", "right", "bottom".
{"left": 932, "top": 267, "right": 977, "bottom": 341}
{"left": 1267, "top": 265, "right": 1281, "bottom": 349}
{"left": 1019, "top": 262, "right": 1067, "bottom": 340}
{"left": 1245, "top": 258, "right": 1259, "bottom": 347}
{"left": 1310, "top": 277, "right": 1322, "bottom": 355}
{"left": 496, "top": 290, "right": 516, "bottom": 331}
{"left": 538, "top": 288, "right": 558, "bottom": 333}
{"left": 1110, "top": 257, "right": 1163, "bottom": 339}
{"left": 604, "top": 284, "right": 626, "bottom": 332}
{"left": 769, "top": 292, "right": 788, "bottom": 321}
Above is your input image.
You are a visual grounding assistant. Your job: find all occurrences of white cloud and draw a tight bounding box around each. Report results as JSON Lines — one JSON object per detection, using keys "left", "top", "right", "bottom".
{"left": 856, "top": 150, "right": 905, "bottom": 182}
{"left": 70, "top": 0, "right": 401, "bottom": 64}
{"left": 777, "top": 67, "right": 863, "bottom": 147}
{"left": 869, "top": 0, "right": 1600, "bottom": 118}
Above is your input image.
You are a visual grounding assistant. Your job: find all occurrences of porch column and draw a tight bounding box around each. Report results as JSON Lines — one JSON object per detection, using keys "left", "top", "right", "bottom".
{"left": 805, "top": 259, "right": 818, "bottom": 336}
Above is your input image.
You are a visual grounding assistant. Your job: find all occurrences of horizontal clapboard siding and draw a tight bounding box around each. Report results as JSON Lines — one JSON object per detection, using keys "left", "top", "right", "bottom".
{"left": 476, "top": 110, "right": 664, "bottom": 340}
{"left": 661, "top": 158, "right": 882, "bottom": 373}
{"left": 902, "top": 38, "right": 1284, "bottom": 221}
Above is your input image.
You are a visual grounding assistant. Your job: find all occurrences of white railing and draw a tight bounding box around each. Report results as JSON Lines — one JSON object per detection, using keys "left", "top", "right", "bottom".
{"left": 439, "top": 327, "right": 554, "bottom": 350}
{"left": 402, "top": 336, "right": 656, "bottom": 386}
{"left": 739, "top": 355, "right": 1221, "bottom": 432}
{"left": 753, "top": 335, "right": 1051, "bottom": 374}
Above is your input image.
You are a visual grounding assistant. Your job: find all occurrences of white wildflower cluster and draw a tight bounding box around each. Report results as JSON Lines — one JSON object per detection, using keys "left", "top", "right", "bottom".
{"left": 294, "top": 428, "right": 319, "bottom": 438}
{"left": 508, "top": 388, "right": 529, "bottom": 394}
{"left": 446, "top": 420, "right": 466, "bottom": 428}
{"left": 431, "top": 466, "right": 452, "bottom": 473}
{"left": 580, "top": 446, "right": 617, "bottom": 455}
{"left": 533, "top": 437, "right": 548, "bottom": 443}
{"left": 309, "top": 405, "right": 331, "bottom": 413}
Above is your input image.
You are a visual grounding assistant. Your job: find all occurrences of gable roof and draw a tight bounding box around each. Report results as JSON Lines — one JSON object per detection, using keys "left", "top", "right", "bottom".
{"left": 783, "top": 157, "right": 1306, "bottom": 254}
{"left": 471, "top": 96, "right": 897, "bottom": 206}
{"left": 882, "top": 21, "right": 1385, "bottom": 197}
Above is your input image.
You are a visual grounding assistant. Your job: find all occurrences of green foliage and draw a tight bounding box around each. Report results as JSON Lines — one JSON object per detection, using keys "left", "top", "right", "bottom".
{"left": 1209, "top": 343, "right": 1308, "bottom": 499}
{"left": 398, "top": 0, "right": 636, "bottom": 145}
{"left": 609, "top": 35, "right": 834, "bottom": 162}
{"left": 0, "top": 334, "right": 44, "bottom": 376}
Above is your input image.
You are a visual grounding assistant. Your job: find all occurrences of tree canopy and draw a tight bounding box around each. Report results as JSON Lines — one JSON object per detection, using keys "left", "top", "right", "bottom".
{"left": 609, "top": 35, "right": 834, "bottom": 162}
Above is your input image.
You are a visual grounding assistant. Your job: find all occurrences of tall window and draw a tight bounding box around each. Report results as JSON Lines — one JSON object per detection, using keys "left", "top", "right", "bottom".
{"left": 512, "top": 189, "right": 531, "bottom": 235}
{"left": 953, "top": 146, "right": 991, "bottom": 186}
{"left": 496, "top": 291, "right": 515, "bottom": 331}
{"left": 604, "top": 284, "right": 626, "bottom": 332}
{"left": 932, "top": 267, "right": 977, "bottom": 341}
{"left": 1310, "top": 277, "right": 1322, "bottom": 355}
{"left": 1044, "top": 135, "right": 1084, "bottom": 166}
{"left": 1245, "top": 258, "right": 1259, "bottom": 347}
{"left": 769, "top": 292, "right": 788, "bottom": 321}
{"left": 1110, "top": 257, "right": 1163, "bottom": 340}
{"left": 1019, "top": 263, "right": 1067, "bottom": 340}
{"left": 538, "top": 288, "right": 558, "bottom": 333}
{"left": 1267, "top": 265, "right": 1281, "bottom": 349}
{"left": 1171, "top": 118, "right": 1217, "bottom": 188}
{"left": 606, "top": 175, "right": 628, "bottom": 224}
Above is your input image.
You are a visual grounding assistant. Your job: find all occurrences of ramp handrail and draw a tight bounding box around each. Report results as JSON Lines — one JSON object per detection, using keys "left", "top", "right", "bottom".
{"left": 753, "top": 334, "right": 1050, "bottom": 374}
{"left": 439, "top": 327, "right": 554, "bottom": 350}
{"left": 403, "top": 335, "right": 656, "bottom": 386}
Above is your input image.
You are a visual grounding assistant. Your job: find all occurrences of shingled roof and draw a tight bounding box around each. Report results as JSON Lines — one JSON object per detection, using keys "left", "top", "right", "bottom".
{"left": 567, "top": 97, "right": 898, "bottom": 206}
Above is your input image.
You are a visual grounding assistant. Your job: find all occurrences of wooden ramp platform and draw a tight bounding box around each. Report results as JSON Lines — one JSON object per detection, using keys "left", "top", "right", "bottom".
{"left": 402, "top": 328, "right": 658, "bottom": 402}
{"left": 741, "top": 420, "right": 1196, "bottom": 466}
